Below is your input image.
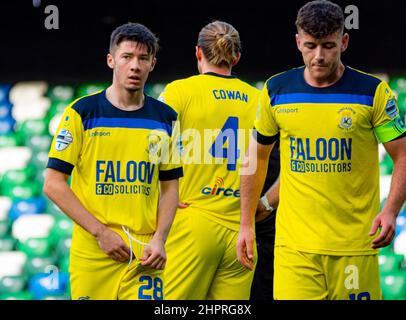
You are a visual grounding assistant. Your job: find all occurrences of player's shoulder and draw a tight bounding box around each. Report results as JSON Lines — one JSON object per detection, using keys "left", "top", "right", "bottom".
{"left": 165, "top": 75, "right": 201, "bottom": 89}
{"left": 344, "top": 66, "right": 384, "bottom": 93}
{"left": 146, "top": 95, "right": 178, "bottom": 121}
{"left": 264, "top": 66, "right": 305, "bottom": 94}
{"left": 68, "top": 90, "right": 104, "bottom": 118}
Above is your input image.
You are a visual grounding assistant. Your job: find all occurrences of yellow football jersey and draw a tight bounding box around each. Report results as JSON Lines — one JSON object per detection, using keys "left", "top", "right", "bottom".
{"left": 159, "top": 73, "right": 260, "bottom": 231}
{"left": 255, "top": 66, "right": 406, "bottom": 255}
{"left": 47, "top": 90, "right": 183, "bottom": 236}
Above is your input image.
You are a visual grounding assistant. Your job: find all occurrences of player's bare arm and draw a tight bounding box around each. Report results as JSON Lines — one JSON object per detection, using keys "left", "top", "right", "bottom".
{"left": 237, "top": 138, "right": 273, "bottom": 270}
{"left": 43, "top": 168, "right": 131, "bottom": 262}
{"left": 370, "top": 136, "right": 406, "bottom": 249}
{"left": 140, "top": 178, "right": 179, "bottom": 269}
{"left": 256, "top": 176, "right": 280, "bottom": 222}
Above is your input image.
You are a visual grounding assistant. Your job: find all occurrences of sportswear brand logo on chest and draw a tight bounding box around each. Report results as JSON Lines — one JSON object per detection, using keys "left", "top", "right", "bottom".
{"left": 89, "top": 131, "right": 111, "bottom": 137}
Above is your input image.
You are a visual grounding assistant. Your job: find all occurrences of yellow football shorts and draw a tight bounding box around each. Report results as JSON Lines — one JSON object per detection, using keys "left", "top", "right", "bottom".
{"left": 274, "top": 245, "right": 381, "bottom": 300}
{"left": 69, "top": 224, "right": 163, "bottom": 300}
{"left": 164, "top": 209, "right": 257, "bottom": 300}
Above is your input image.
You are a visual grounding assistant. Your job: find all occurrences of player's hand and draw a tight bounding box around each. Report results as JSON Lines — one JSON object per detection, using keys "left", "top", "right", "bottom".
{"left": 178, "top": 202, "right": 189, "bottom": 209}
{"left": 236, "top": 225, "right": 255, "bottom": 270}
{"left": 140, "top": 238, "right": 166, "bottom": 269}
{"left": 255, "top": 200, "right": 271, "bottom": 222}
{"left": 95, "top": 227, "right": 132, "bottom": 262}
{"left": 369, "top": 209, "right": 397, "bottom": 249}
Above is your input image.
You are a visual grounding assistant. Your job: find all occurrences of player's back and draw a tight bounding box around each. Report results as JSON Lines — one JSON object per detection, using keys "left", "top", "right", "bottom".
{"left": 160, "top": 72, "right": 259, "bottom": 230}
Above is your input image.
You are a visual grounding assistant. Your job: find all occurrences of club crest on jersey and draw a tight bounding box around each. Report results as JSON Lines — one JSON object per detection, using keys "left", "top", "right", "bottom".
{"left": 146, "top": 130, "right": 168, "bottom": 163}
{"left": 337, "top": 107, "right": 356, "bottom": 132}
{"left": 55, "top": 128, "right": 73, "bottom": 151}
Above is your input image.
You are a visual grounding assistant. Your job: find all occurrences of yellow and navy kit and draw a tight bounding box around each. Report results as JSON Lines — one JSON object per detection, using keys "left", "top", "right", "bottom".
{"left": 255, "top": 65, "right": 406, "bottom": 255}
{"left": 159, "top": 72, "right": 260, "bottom": 231}
{"left": 47, "top": 90, "right": 183, "bottom": 235}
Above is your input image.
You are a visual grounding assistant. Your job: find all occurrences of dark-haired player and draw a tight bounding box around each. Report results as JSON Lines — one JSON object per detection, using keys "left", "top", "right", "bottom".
{"left": 44, "top": 23, "right": 182, "bottom": 300}
{"left": 237, "top": 0, "right": 406, "bottom": 300}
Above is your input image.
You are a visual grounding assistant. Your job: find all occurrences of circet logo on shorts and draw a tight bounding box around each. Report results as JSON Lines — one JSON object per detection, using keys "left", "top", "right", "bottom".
{"left": 55, "top": 129, "right": 73, "bottom": 151}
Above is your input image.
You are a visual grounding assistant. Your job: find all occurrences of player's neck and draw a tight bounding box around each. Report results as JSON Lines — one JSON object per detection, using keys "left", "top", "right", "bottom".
{"left": 200, "top": 61, "right": 232, "bottom": 76}
{"left": 304, "top": 62, "right": 345, "bottom": 88}
{"left": 106, "top": 84, "right": 145, "bottom": 111}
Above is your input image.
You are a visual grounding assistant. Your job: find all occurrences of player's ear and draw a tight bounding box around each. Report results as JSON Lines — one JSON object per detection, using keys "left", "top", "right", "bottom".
{"left": 195, "top": 46, "right": 202, "bottom": 61}
{"left": 295, "top": 33, "right": 301, "bottom": 51}
{"left": 150, "top": 57, "right": 157, "bottom": 72}
{"left": 107, "top": 53, "right": 114, "bottom": 69}
{"left": 232, "top": 52, "right": 241, "bottom": 66}
{"left": 341, "top": 33, "right": 349, "bottom": 52}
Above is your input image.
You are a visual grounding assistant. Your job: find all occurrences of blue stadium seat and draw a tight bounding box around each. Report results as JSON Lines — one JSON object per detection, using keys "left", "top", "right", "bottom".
{"left": 0, "top": 101, "right": 12, "bottom": 120}
{"left": 8, "top": 197, "right": 46, "bottom": 221}
{"left": 28, "top": 271, "right": 69, "bottom": 300}
{"left": 0, "top": 84, "right": 11, "bottom": 103}
{"left": 0, "top": 117, "right": 15, "bottom": 135}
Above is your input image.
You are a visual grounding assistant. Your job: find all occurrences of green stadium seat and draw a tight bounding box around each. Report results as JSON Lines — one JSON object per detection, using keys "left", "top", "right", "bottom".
{"left": 0, "top": 238, "right": 16, "bottom": 252}
{"left": 34, "top": 169, "right": 46, "bottom": 187}
{"left": 42, "top": 293, "right": 70, "bottom": 300}
{"left": 0, "top": 275, "right": 26, "bottom": 293}
{"left": 389, "top": 76, "right": 406, "bottom": 94}
{"left": 378, "top": 252, "right": 404, "bottom": 274}
{"left": 55, "top": 237, "right": 71, "bottom": 260}
{"left": 48, "top": 113, "right": 63, "bottom": 136}
{"left": 24, "top": 256, "right": 56, "bottom": 277}
{"left": 25, "top": 135, "right": 51, "bottom": 153}
{"left": 380, "top": 153, "right": 394, "bottom": 175}
{"left": 17, "top": 238, "right": 53, "bottom": 258}
{"left": 46, "top": 85, "right": 75, "bottom": 102}
{"left": 76, "top": 83, "right": 109, "bottom": 98}
{"left": 50, "top": 217, "right": 73, "bottom": 243}
{"left": 29, "top": 150, "right": 49, "bottom": 171}
{"left": 0, "top": 134, "right": 19, "bottom": 148}
{"left": 46, "top": 101, "right": 68, "bottom": 124}
{"left": 0, "top": 220, "right": 10, "bottom": 238}
{"left": 0, "top": 291, "right": 33, "bottom": 300}
{"left": 148, "top": 83, "right": 166, "bottom": 99}
{"left": 0, "top": 168, "right": 32, "bottom": 190}
{"left": 58, "top": 255, "right": 70, "bottom": 273}
{"left": 381, "top": 271, "right": 406, "bottom": 300}
{"left": 2, "top": 182, "right": 41, "bottom": 200}
{"left": 16, "top": 119, "right": 48, "bottom": 139}
{"left": 396, "top": 92, "right": 406, "bottom": 113}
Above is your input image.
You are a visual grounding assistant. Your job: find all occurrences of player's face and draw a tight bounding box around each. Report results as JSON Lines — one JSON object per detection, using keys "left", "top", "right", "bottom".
{"left": 108, "top": 41, "right": 156, "bottom": 92}
{"left": 296, "top": 30, "right": 349, "bottom": 83}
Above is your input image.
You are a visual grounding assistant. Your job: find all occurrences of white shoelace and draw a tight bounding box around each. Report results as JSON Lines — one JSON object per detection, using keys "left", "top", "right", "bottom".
{"left": 121, "top": 226, "right": 149, "bottom": 267}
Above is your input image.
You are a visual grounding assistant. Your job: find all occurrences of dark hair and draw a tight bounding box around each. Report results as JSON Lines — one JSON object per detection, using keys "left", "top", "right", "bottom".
{"left": 109, "top": 22, "right": 159, "bottom": 56}
{"left": 295, "top": 0, "right": 344, "bottom": 39}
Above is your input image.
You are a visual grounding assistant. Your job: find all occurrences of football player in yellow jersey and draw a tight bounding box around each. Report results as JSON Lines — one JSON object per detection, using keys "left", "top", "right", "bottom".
{"left": 158, "top": 21, "right": 259, "bottom": 299}
{"left": 237, "top": 0, "right": 406, "bottom": 300}
{"left": 43, "top": 23, "right": 182, "bottom": 300}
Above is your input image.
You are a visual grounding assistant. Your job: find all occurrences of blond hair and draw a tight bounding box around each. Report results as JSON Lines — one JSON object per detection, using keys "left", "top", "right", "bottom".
{"left": 197, "top": 21, "right": 241, "bottom": 68}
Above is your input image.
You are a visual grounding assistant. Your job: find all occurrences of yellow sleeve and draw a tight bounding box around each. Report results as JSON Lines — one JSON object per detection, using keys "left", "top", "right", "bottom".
{"left": 158, "top": 81, "right": 184, "bottom": 116}
{"left": 156, "top": 118, "right": 183, "bottom": 181}
{"left": 253, "top": 80, "right": 279, "bottom": 144}
{"left": 372, "top": 81, "right": 406, "bottom": 143}
{"left": 47, "top": 105, "right": 84, "bottom": 175}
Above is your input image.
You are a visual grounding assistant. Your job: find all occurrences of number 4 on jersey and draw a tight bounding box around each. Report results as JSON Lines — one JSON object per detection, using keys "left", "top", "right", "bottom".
{"left": 209, "top": 116, "right": 240, "bottom": 171}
